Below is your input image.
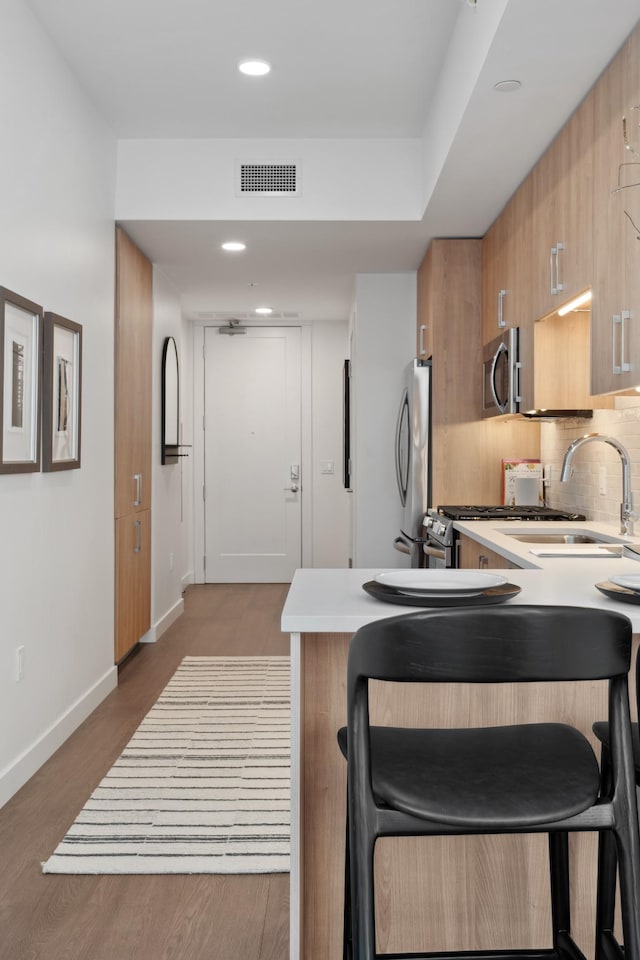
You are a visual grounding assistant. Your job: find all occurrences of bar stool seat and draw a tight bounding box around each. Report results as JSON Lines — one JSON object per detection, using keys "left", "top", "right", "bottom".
{"left": 339, "top": 605, "right": 640, "bottom": 960}
{"left": 338, "top": 723, "right": 600, "bottom": 827}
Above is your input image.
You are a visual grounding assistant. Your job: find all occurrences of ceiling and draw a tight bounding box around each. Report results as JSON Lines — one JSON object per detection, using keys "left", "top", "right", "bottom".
{"left": 25, "top": 0, "right": 640, "bottom": 322}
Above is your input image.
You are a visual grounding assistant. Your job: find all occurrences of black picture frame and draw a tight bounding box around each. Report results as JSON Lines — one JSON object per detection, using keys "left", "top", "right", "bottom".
{"left": 42, "top": 312, "right": 82, "bottom": 471}
{"left": 0, "top": 286, "right": 43, "bottom": 474}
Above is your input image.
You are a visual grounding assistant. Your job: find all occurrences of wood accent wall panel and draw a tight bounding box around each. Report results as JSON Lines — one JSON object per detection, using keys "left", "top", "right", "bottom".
{"left": 114, "top": 226, "right": 153, "bottom": 662}
{"left": 300, "top": 631, "right": 625, "bottom": 960}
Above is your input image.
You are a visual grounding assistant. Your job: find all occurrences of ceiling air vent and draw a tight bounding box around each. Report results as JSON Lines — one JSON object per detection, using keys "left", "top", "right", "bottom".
{"left": 236, "top": 160, "right": 301, "bottom": 196}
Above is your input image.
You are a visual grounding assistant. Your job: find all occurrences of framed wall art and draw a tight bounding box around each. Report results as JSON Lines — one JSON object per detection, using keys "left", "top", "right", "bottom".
{"left": 42, "top": 312, "right": 82, "bottom": 471}
{"left": 0, "top": 286, "right": 43, "bottom": 474}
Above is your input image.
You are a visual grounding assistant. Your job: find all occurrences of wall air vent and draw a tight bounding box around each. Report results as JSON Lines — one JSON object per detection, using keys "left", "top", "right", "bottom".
{"left": 236, "top": 160, "right": 301, "bottom": 196}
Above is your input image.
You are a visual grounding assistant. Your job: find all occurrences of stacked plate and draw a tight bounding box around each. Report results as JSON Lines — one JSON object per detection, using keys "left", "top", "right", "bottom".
{"left": 362, "top": 570, "right": 521, "bottom": 607}
{"left": 596, "top": 574, "right": 640, "bottom": 605}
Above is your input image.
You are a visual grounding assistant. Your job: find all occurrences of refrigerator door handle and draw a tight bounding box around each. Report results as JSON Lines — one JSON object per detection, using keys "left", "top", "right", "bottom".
{"left": 395, "top": 387, "right": 409, "bottom": 506}
{"left": 393, "top": 535, "right": 412, "bottom": 556}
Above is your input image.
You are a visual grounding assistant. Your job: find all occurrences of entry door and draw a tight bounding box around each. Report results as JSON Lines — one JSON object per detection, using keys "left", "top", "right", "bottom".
{"left": 204, "top": 326, "right": 302, "bottom": 582}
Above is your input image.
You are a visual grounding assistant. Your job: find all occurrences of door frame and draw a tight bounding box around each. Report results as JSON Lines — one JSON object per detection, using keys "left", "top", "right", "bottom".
{"left": 192, "top": 321, "right": 313, "bottom": 583}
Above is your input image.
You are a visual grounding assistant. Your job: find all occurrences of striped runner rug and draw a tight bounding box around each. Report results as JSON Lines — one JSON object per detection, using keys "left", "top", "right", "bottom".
{"left": 42, "top": 656, "right": 290, "bottom": 874}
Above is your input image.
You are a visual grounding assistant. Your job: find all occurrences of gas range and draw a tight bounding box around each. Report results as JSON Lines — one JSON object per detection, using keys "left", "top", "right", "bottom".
{"left": 433, "top": 505, "right": 586, "bottom": 523}
{"left": 422, "top": 505, "right": 586, "bottom": 566}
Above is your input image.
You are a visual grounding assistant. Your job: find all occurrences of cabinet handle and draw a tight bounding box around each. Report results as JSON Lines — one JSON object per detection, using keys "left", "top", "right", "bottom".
{"left": 419, "top": 324, "right": 427, "bottom": 356}
{"left": 497, "top": 289, "right": 507, "bottom": 328}
{"left": 550, "top": 243, "right": 565, "bottom": 295}
{"left": 556, "top": 242, "right": 565, "bottom": 293}
{"left": 133, "top": 520, "right": 142, "bottom": 554}
{"left": 133, "top": 473, "right": 143, "bottom": 507}
{"left": 613, "top": 312, "right": 632, "bottom": 375}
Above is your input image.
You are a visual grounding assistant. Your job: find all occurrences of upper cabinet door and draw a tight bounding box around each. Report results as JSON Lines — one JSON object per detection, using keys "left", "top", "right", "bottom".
{"left": 591, "top": 28, "right": 640, "bottom": 395}
{"left": 417, "top": 243, "right": 434, "bottom": 359}
{"left": 481, "top": 176, "right": 534, "bottom": 345}
{"left": 532, "top": 92, "right": 595, "bottom": 321}
{"left": 115, "top": 227, "right": 153, "bottom": 517}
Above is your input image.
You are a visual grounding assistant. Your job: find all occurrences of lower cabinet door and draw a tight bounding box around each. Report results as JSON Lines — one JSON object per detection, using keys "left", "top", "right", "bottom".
{"left": 115, "top": 510, "right": 151, "bottom": 662}
{"left": 457, "top": 534, "right": 517, "bottom": 570}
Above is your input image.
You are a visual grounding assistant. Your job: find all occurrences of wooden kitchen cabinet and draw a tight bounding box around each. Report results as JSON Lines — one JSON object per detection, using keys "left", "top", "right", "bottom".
{"left": 115, "top": 511, "right": 151, "bottom": 663}
{"left": 481, "top": 175, "right": 534, "bottom": 344}
{"left": 591, "top": 25, "right": 640, "bottom": 394}
{"left": 115, "top": 227, "right": 152, "bottom": 518}
{"left": 418, "top": 238, "right": 540, "bottom": 505}
{"left": 114, "top": 227, "right": 153, "bottom": 662}
{"left": 457, "top": 534, "right": 519, "bottom": 570}
{"left": 532, "top": 91, "right": 594, "bottom": 321}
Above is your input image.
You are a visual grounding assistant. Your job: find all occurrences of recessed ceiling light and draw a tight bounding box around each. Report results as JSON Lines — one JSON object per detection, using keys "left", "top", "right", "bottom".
{"left": 238, "top": 59, "right": 271, "bottom": 77}
{"left": 221, "top": 241, "right": 246, "bottom": 252}
{"left": 493, "top": 80, "right": 522, "bottom": 93}
{"left": 255, "top": 307, "right": 273, "bottom": 315}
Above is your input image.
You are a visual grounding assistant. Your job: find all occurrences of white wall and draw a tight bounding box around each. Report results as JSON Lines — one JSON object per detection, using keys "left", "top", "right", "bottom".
{"left": 116, "top": 138, "right": 423, "bottom": 221}
{"left": 310, "top": 320, "right": 351, "bottom": 567}
{"left": 151, "top": 269, "right": 194, "bottom": 635}
{"left": 351, "top": 274, "right": 416, "bottom": 568}
{"left": 541, "top": 398, "right": 640, "bottom": 528}
{"left": 0, "top": 0, "right": 117, "bottom": 806}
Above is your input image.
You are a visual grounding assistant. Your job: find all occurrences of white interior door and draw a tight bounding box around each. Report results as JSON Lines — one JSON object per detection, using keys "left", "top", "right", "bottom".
{"left": 203, "top": 326, "right": 302, "bottom": 582}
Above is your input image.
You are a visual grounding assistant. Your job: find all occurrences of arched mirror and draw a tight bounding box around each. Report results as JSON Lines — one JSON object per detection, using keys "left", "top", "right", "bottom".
{"left": 161, "top": 336, "right": 180, "bottom": 464}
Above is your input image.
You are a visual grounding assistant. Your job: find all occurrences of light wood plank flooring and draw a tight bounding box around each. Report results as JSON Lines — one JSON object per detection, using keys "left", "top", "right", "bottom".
{"left": 0, "top": 583, "right": 291, "bottom": 960}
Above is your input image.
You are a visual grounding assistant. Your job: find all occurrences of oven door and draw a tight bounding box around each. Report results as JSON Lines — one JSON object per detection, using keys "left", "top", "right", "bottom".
{"left": 482, "top": 327, "right": 520, "bottom": 418}
{"left": 423, "top": 537, "right": 452, "bottom": 569}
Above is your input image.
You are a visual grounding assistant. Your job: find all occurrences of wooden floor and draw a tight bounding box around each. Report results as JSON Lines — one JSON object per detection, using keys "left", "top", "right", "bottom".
{"left": 0, "top": 583, "right": 291, "bottom": 960}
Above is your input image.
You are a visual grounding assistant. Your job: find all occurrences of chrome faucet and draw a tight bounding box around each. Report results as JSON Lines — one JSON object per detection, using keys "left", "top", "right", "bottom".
{"left": 560, "top": 433, "right": 636, "bottom": 536}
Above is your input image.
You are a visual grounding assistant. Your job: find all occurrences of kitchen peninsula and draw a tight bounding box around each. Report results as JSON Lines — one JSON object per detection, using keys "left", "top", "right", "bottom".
{"left": 282, "top": 523, "right": 640, "bottom": 960}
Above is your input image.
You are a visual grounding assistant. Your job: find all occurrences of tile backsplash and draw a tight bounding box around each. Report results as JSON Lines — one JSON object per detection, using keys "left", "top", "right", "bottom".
{"left": 541, "top": 397, "right": 640, "bottom": 528}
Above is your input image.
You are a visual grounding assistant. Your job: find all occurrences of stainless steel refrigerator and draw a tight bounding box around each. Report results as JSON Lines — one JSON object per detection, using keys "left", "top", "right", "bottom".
{"left": 393, "top": 358, "right": 431, "bottom": 566}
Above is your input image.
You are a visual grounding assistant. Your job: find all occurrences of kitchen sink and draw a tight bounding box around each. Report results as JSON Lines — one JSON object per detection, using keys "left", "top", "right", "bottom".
{"left": 505, "top": 533, "right": 604, "bottom": 544}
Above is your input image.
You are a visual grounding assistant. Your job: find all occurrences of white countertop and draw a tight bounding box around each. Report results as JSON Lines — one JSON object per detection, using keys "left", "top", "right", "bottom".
{"left": 281, "top": 520, "right": 640, "bottom": 634}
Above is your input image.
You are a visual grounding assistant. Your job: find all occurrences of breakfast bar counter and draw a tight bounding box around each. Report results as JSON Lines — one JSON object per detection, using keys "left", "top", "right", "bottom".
{"left": 283, "top": 546, "right": 640, "bottom": 960}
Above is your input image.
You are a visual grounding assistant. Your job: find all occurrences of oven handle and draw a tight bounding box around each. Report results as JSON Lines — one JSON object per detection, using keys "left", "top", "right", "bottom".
{"left": 423, "top": 544, "right": 446, "bottom": 560}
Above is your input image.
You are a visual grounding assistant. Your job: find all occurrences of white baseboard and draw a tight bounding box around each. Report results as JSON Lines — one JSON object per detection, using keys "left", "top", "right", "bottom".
{"left": 0, "top": 665, "right": 118, "bottom": 810}
{"left": 154, "top": 596, "right": 185, "bottom": 641}
{"left": 182, "top": 570, "right": 194, "bottom": 590}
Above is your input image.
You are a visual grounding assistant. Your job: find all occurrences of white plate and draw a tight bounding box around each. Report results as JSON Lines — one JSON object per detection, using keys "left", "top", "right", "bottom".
{"left": 375, "top": 570, "right": 508, "bottom": 594}
{"left": 610, "top": 574, "right": 640, "bottom": 591}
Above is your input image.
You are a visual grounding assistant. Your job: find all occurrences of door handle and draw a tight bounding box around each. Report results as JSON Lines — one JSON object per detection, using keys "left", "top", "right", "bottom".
{"left": 284, "top": 484, "right": 299, "bottom": 493}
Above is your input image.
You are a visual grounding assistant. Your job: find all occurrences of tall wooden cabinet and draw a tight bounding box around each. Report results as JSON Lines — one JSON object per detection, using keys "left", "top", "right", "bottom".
{"left": 114, "top": 227, "right": 152, "bottom": 663}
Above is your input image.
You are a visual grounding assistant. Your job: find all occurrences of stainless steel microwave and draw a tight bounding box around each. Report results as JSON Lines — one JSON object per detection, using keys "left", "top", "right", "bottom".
{"left": 482, "top": 327, "right": 521, "bottom": 417}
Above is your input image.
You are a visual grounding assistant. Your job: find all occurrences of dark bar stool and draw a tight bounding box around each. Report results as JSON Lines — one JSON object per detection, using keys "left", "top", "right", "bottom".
{"left": 337, "top": 605, "right": 640, "bottom": 960}
{"left": 592, "top": 648, "right": 640, "bottom": 960}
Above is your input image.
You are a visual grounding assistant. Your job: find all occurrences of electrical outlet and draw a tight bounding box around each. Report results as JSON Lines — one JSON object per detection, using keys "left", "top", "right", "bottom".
{"left": 16, "top": 645, "right": 24, "bottom": 682}
{"left": 599, "top": 465, "right": 607, "bottom": 497}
